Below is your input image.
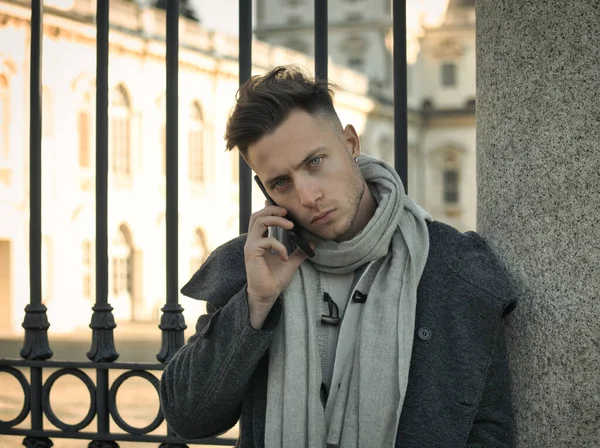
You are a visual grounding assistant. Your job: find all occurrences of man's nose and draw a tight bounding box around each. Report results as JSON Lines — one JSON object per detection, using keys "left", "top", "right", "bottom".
{"left": 296, "top": 179, "right": 322, "bottom": 208}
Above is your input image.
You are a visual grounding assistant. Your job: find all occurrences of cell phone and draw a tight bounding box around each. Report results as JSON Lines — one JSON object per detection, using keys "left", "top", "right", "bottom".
{"left": 254, "top": 175, "right": 315, "bottom": 258}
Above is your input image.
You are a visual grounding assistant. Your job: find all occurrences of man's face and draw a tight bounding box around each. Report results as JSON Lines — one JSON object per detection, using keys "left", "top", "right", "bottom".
{"left": 247, "top": 109, "right": 370, "bottom": 242}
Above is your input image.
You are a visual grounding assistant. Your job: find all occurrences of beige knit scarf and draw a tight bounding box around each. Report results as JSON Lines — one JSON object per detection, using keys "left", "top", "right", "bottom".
{"left": 265, "top": 155, "right": 430, "bottom": 447}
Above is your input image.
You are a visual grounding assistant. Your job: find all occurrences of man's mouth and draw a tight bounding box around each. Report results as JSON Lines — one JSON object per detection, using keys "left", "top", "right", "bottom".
{"left": 311, "top": 210, "right": 334, "bottom": 224}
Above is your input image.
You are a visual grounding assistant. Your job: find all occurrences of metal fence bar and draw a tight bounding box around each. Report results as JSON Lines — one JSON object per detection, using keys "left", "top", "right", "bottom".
{"left": 20, "top": 5, "right": 54, "bottom": 448}
{"left": 88, "top": 2, "right": 118, "bottom": 447}
{"left": 393, "top": 0, "right": 408, "bottom": 191}
{"left": 157, "top": 0, "right": 187, "bottom": 369}
{"left": 0, "top": 359, "right": 166, "bottom": 370}
{"left": 2, "top": 428, "right": 236, "bottom": 445}
{"left": 238, "top": 0, "right": 252, "bottom": 234}
{"left": 93, "top": 368, "right": 117, "bottom": 448}
{"left": 314, "top": 0, "right": 328, "bottom": 80}
{"left": 87, "top": 0, "right": 118, "bottom": 364}
{"left": 20, "top": 0, "right": 52, "bottom": 363}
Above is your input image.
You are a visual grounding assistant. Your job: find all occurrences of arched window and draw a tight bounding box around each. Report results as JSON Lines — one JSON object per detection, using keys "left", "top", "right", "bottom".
{"left": 442, "top": 152, "right": 460, "bottom": 205}
{"left": 82, "top": 239, "right": 94, "bottom": 299}
{"left": 42, "top": 236, "right": 52, "bottom": 303}
{"left": 441, "top": 62, "right": 457, "bottom": 87}
{"left": 110, "top": 85, "right": 132, "bottom": 175}
{"left": 78, "top": 91, "right": 93, "bottom": 169}
{"left": 156, "top": 92, "right": 166, "bottom": 176}
{"left": 340, "top": 35, "right": 368, "bottom": 73}
{"left": 160, "top": 122, "right": 166, "bottom": 176}
{"left": 111, "top": 225, "right": 133, "bottom": 298}
{"left": 0, "top": 74, "right": 8, "bottom": 162}
{"left": 190, "top": 228, "right": 208, "bottom": 275}
{"left": 0, "top": 74, "right": 9, "bottom": 185}
{"left": 188, "top": 102, "right": 204, "bottom": 182}
{"left": 42, "top": 86, "right": 54, "bottom": 138}
{"left": 379, "top": 135, "right": 394, "bottom": 166}
{"left": 284, "top": 38, "right": 308, "bottom": 54}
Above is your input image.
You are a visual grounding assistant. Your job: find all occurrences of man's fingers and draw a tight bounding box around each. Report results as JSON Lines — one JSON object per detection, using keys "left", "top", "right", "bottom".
{"left": 248, "top": 215, "right": 294, "bottom": 241}
{"left": 250, "top": 236, "right": 289, "bottom": 261}
{"left": 248, "top": 205, "right": 288, "bottom": 234}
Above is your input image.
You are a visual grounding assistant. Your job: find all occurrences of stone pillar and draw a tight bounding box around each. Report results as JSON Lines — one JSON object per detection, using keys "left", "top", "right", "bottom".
{"left": 476, "top": 1, "right": 600, "bottom": 446}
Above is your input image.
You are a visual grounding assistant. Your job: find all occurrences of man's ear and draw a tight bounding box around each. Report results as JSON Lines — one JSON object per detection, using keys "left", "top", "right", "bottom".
{"left": 342, "top": 124, "right": 361, "bottom": 157}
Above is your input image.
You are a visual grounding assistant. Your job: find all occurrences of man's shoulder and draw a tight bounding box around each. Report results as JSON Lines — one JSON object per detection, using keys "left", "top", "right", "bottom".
{"left": 180, "top": 234, "right": 247, "bottom": 308}
{"left": 425, "top": 220, "right": 517, "bottom": 316}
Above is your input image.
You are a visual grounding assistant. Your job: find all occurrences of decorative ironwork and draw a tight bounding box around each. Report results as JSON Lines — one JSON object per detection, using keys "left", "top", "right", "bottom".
{"left": 42, "top": 368, "right": 97, "bottom": 432}
{"left": 0, "top": 359, "right": 236, "bottom": 446}
{"left": 20, "top": 303, "right": 53, "bottom": 361}
{"left": 0, "top": 367, "right": 31, "bottom": 428}
{"left": 87, "top": 303, "right": 119, "bottom": 362}
{"left": 23, "top": 436, "right": 54, "bottom": 448}
{"left": 88, "top": 441, "right": 120, "bottom": 448}
{"left": 157, "top": 304, "right": 187, "bottom": 364}
{"left": 108, "top": 371, "right": 163, "bottom": 434}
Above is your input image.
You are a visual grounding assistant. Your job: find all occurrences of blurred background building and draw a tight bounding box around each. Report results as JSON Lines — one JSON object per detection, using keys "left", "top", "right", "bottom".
{"left": 0, "top": 0, "right": 475, "bottom": 335}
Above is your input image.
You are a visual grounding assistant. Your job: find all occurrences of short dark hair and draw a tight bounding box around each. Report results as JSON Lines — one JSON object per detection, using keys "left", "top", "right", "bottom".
{"left": 225, "top": 65, "right": 339, "bottom": 157}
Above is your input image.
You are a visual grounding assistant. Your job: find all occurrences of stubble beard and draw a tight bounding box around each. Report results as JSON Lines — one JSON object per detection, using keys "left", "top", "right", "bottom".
{"left": 332, "top": 175, "right": 366, "bottom": 242}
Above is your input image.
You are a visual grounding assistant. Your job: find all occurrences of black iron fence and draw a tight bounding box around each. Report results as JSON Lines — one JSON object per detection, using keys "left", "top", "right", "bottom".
{"left": 0, "top": 0, "right": 408, "bottom": 446}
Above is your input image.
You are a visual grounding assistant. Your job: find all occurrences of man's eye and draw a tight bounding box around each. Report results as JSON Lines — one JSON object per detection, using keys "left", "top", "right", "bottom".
{"left": 273, "top": 179, "right": 287, "bottom": 188}
{"left": 309, "top": 157, "right": 322, "bottom": 166}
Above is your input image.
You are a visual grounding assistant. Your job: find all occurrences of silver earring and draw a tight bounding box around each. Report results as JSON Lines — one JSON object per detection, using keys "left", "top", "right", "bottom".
{"left": 354, "top": 157, "right": 359, "bottom": 162}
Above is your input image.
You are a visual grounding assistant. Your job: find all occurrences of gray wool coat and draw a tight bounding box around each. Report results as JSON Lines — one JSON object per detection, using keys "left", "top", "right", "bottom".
{"left": 159, "top": 221, "right": 518, "bottom": 447}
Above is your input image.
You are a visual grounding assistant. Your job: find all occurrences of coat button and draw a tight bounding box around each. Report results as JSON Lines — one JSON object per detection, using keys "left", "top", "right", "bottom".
{"left": 417, "top": 327, "right": 432, "bottom": 341}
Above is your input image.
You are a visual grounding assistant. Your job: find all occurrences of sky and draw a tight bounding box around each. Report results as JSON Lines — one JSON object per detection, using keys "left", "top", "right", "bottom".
{"left": 192, "top": 0, "right": 241, "bottom": 36}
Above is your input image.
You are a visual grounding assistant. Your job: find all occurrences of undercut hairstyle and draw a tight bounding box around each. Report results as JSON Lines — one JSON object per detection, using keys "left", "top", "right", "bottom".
{"left": 225, "top": 65, "right": 340, "bottom": 157}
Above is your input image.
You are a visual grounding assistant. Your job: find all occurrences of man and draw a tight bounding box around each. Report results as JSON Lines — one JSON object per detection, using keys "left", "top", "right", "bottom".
{"left": 160, "top": 65, "right": 517, "bottom": 447}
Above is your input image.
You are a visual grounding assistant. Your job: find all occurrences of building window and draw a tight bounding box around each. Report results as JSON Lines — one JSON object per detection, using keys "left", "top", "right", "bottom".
{"left": 160, "top": 123, "right": 166, "bottom": 176}
{"left": 441, "top": 62, "right": 457, "bottom": 87}
{"left": 190, "top": 228, "right": 209, "bottom": 276}
{"left": 189, "top": 102, "right": 204, "bottom": 182}
{"left": 78, "top": 91, "right": 94, "bottom": 170}
{"left": 82, "top": 240, "right": 94, "bottom": 299}
{"left": 346, "top": 12, "right": 362, "bottom": 22}
{"left": 78, "top": 111, "right": 91, "bottom": 168}
{"left": 379, "top": 135, "right": 394, "bottom": 166}
{"left": 443, "top": 168, "right": 459, "bottom": 204}
{"left": 111, "top": 225, "right": 133, "bottom": 297}
{"left": 110, "top": 85, "right": 132, "bottom": 175}
{"left": 0, "top": 74, "right": 9, "bottom": 185}
{"left": 287, "top": 15, "right": 301, "bottom": 25}
{"left": 42, "top": 236, "right": 52, "bottom": 302}
{"left": 42, "top": 87, "right": 54, "bottom": 138}
{"left": 348, "top": 57, "right": 365, "bottom": 71}
{"left": 285, "top": 38, "right": 308, "bottom": 54}
{"left": 285, "top": 0, "right": 304, "bottom": 5}
{"left": 0, "top": 75, "right": 8, "bottom": 162}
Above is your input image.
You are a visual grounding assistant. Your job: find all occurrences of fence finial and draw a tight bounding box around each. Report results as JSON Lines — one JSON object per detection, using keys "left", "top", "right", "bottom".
{"left": 20, "top": 303, "right": 53, "bottom": 360}
{"left": 157, "top": 303, "right": 187, "bottom": 364}
{"left": 87, "top": 303, "right": 119, "bottom": 362}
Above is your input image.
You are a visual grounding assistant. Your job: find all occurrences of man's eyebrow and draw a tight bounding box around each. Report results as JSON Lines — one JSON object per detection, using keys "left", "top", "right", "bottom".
{"left": 265, "top": 146, "right": 328, "bottom": 186}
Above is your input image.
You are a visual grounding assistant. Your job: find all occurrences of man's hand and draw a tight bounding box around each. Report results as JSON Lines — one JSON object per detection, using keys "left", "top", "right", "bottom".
{"left": 244, "top": 204, "right": 311, "bottom": 329}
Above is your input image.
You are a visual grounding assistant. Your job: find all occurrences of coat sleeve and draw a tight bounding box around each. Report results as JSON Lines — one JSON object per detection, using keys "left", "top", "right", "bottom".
{"left": 466, "top": 316, "right": 515, "bottom": 447}
{"left": 159, "top": 286, "right": 282, "bottom": 440}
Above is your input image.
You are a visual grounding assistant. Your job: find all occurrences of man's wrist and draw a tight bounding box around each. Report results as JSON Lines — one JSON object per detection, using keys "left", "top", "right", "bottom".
{"left": 247, "top": 293, "right": 277, "bottom": 330}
